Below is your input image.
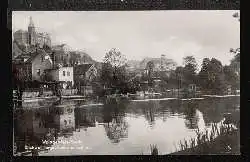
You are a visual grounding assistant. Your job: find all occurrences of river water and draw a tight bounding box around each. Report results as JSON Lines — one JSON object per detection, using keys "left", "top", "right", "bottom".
{"left": 14, "top": 96, "right": 240, "bottom": 155}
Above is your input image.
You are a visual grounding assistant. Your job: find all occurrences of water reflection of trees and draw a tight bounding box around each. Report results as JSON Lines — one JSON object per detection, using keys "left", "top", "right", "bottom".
{"left": 102, "top": 102, "right": 129, "bottom": 143}
{"left": 74, "top": 100, "right": 130, "bottom": 144}
{"left": 163, "top": 100, "right": 183, "bottom": 115}
{"left": 118, "top": 97, "right": 239, "bottom": 130}
{"left": 183, "top": 101, "right": 199, "bottom": 129}
{"left": 124, "top": 100, "right": 181, "bottom": 126}
{"left": 75, "top": 108, "right": 97, "bottom": 128}
{"left": 142, "top": 101, "right": 160, "bottom": 128}
{"left": 103, "top": 117, "right": 129, "bottom": 143}
{"left": 197, "top": 98, "right": 236, "bottom": 126}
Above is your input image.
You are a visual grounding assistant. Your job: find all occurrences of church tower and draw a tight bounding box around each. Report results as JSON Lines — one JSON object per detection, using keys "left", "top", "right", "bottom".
{"left": 28, "top": 16, "right": 36, "bottom": 45}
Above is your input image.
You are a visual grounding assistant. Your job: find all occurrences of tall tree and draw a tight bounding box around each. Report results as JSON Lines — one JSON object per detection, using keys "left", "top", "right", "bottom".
{"left": 146, "top": 61, "right": 155, "bottom": 86}
{"left": 101, "top": 48, "right": 128, "bottom": 93}
{"left": 198, "top": 58, "right": 211, "bottom": 89}
{"left": 198, "top": 58, "right": 226, "bottom": 94}
{"left": 230, "top": 48, "right": 240, "bottom": 77}
{"left": 230, "top": 12, "right": 240, "bottom": 77}
{"left": 104, "top": 48, "right": 127, "bottom": 68}
{"left": 182, "top": 56, "right": 198, "bottom": 86}
{"left": 210, "top": 58, "right": 225, "bottom": 93}
{"left": 223, "top": 65, "right": 239, "bottom": 90}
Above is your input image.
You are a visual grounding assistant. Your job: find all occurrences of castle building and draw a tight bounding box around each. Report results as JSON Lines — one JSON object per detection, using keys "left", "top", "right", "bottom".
{"left": 13, "top": 17, "right": 51, "bottom": 48}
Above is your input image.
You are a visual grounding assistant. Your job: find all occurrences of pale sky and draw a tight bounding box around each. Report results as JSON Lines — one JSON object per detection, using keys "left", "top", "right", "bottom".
{"left": 12, "top": 11, "right": 239, "bottom": 67}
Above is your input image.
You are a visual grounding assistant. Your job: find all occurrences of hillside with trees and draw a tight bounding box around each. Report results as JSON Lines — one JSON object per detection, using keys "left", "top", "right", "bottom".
{"left": 139, "top": 57, "right": 177, "bottom": 71}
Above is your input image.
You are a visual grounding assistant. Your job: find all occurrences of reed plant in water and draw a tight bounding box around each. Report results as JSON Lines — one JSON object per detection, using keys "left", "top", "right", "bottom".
{"left": 176, "top": 122, "right": 237, "bottom": 152}
{"left": 150, "top": 144, "right": 158, "bottom": 155}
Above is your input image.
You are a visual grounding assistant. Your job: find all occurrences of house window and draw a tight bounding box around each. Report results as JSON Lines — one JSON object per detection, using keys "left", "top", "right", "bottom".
{"left": 41, "top": 56, "right": 44, "bottom": 62}
{"left": 37, "top": 69, "right": 41, "bottom": 76}
{"left": 63, "top": 71, "right": 66, "bottom": 76}
{"left": 67, "top": 71, "right": 70, "bottom": 76}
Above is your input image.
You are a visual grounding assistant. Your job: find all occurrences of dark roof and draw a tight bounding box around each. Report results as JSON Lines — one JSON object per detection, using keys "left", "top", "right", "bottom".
{"left": 13, "top": 48, "right": 51, "bottom": 64}
{"left": 74, "top": 64, "right": 93, "bottom": 75}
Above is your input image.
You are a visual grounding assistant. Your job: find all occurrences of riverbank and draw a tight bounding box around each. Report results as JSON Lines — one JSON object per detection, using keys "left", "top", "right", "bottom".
{"left": 170, "top": 129, "right": 240, "bottom": 155}
{"left": 167, "top": 120, "right": 240, "bottom": 155}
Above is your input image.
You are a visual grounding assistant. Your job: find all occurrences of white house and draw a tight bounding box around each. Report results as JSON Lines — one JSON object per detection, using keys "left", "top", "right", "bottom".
{"left": 45, "top": 66, "right": 74, "bottom": 89}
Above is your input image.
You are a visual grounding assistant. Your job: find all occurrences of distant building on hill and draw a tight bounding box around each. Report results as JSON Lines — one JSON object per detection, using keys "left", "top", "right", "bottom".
{"left": 140, "top": 56, "right": 177, "bottom": 71}
{"left": 13, "top": 16, "right": 51, "bottom": 48}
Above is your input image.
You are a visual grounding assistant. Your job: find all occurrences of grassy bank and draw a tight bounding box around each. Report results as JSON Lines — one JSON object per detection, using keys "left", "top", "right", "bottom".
{"left": 149, "top": 123, "right": 240, "bottom": 155}
{"left": 171, "top": 130, "right": 240, "bottom": 155}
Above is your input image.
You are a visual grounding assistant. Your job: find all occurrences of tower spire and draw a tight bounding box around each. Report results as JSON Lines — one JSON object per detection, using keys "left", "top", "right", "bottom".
{"left": 29, "top": 16, "right": 34, "bottom": 27}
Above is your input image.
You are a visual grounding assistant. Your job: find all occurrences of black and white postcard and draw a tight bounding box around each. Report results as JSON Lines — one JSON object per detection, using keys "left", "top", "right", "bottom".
{"left": 12, "top": 10, "right": 240, "bottom": 156}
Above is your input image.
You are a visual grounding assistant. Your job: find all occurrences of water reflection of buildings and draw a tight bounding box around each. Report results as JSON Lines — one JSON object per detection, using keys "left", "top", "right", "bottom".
{"left": 52, "top": 105, "right": 75, "bottom": 137}
{"left": 14, "top": 102, "right": 77, "bottom": 154}
{"left": 15, "top": 109, "right": 48, "bottom": 140}
{"left": 15, "top": 108, "right": 53, "bottom": 153}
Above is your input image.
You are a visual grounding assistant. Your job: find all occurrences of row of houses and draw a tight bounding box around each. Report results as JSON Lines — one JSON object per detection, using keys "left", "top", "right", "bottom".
{"left": 12, "top": 48, "right": 98, "bottom": 96}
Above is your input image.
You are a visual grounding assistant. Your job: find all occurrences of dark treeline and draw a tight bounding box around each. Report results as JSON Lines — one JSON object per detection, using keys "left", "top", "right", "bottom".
{"left": 91, "top": 47, "right": 240, "bottom": 96}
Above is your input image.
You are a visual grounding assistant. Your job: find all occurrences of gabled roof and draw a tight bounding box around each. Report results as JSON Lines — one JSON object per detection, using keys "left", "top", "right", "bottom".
{"left": 74, "top": 64, "right": 93, "bottom": 75}
{"left": 13, "top": 48, "right": 52, "bottom": 64}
